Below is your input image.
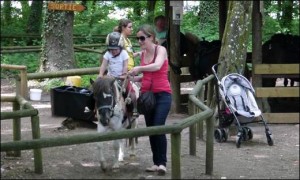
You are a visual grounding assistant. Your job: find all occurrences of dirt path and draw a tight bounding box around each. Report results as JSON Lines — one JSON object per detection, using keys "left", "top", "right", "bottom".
{"left": 1, "top": 78, "right": 299, "bottom": 179}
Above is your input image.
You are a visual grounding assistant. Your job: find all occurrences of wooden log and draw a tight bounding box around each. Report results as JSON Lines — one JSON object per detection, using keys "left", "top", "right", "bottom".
{"left": 25, "top": 67, "right": 100, "bottom": 80}
{"left": 74, "top": 47, "right": 104, "bottom": 54}
{"left": 1, "top": 109, "right": 38, "bottom": 120}
{"left": 1, "top": 64, "right": 26, "bottom": 70}
{"left": 1, "top": 95, "right": 16, "bottom": 102}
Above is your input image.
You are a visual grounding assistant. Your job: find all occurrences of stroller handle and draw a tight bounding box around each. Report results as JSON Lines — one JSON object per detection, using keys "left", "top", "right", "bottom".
{"left": 212, "top": 63, "right": 221, "bottom": 82}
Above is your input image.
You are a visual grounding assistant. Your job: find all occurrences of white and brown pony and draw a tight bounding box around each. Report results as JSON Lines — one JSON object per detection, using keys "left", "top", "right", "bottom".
{"left": 90, "top": 76, "right": 139, "bottom": 171}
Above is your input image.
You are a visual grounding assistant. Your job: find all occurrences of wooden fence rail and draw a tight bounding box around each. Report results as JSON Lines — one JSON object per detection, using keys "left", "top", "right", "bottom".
{"left": 254, "top": 63, "right": 299, "bottom": 123}
{"left": 1, "top": 94, "right": 43, "bottom": 174}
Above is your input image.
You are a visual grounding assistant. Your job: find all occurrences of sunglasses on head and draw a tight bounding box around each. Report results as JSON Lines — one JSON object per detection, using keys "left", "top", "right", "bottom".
{"left": 136, "top": 36, "right": 150, "bottom": 41}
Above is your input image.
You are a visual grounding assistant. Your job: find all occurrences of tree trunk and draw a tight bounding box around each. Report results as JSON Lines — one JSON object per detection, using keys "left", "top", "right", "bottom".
{"left": 26, "top": 1, "right": 43, "bottom": 45}
{"left": 39, "top": 1, "right": 76, "bottom": 73}
{"left": 218, "top": 1, "right": 252, "bottom": 78}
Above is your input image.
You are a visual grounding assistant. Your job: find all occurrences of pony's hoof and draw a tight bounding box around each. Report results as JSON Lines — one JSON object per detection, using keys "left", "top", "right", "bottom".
{"left": 101, "top": 166, "right": 107, "bottom": 172}
{"left": 100, "top": 162, "right": 107, "bottom": 172}
{"left": 129, "top": 154, "right": 136, "bottom": 160}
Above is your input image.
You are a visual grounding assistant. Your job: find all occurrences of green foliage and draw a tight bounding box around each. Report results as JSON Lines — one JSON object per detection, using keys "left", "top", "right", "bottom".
{"left": 74, "top": 52, "right": 101, "bottom": 68}
{"left": 81, "top": 74, "right": 98, "bottom": 88}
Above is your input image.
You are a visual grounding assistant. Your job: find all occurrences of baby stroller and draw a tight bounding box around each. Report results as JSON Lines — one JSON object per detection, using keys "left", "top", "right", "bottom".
{"left": 211, "top": 63, "right": 274, "bottom": 148}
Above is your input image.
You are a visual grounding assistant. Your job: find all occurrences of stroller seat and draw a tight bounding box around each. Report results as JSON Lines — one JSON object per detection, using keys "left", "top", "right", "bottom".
{"left": 226, "top": 83, "right": 261, "bottom": 118}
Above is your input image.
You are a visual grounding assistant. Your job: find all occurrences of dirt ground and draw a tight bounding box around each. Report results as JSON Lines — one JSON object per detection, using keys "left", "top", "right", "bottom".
{"left": 1, "top": 79, "right": 299, "bottom": 179}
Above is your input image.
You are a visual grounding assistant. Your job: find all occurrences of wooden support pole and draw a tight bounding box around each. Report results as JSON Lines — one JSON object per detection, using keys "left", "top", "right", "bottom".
{"left": 171, "top": 132, "right": 181, "bottom": 179}
{"left": 205, "top": 116, "right": 214, "bottom": 175}
{"left": 189, "top": 124, "right": 196, "bottom": 156}
{"left": 31, "top": 115, "right": 43, "bottom": 174}
{"left": 12, "top": 101, "right": 21, "bottom": 157}
{"left": 20, "top": 69, "right": 28, "bottom": 99}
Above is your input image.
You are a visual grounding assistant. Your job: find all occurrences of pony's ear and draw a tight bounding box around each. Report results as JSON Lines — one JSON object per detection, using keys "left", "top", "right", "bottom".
{"left": 90, "top": 78, "right": 94, "bottom": 85}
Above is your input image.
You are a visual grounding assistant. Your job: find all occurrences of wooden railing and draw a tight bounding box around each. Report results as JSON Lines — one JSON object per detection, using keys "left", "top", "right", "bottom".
{"left": 1, "top": 65, "right": 215, "bottom": 179}
{"left": 254, "top": 63, "right": 299, "bottom": 123}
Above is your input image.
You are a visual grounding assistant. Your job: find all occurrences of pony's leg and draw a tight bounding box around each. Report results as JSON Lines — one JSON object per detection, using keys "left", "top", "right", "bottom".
{"left": 128, "top": 117, "right": 138, "bottom": 157}
{"left": 112, "top": 139, "right": 124, "bottom": 169}
{"left": 118, "top": 139, "right": 124, "bottom": 161}
{"left": 112, "top": 140, "right": 120, "bottom": 169}
{"left": 97, "top": 123, "right": 107, "bottom": 171}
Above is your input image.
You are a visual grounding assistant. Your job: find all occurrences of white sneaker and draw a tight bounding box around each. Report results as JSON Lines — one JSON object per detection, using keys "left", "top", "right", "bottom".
{"left": 145, "top": 165, "right": 159, "bottom": 172}
{"left": 157, "top": 165, "right": 166, "bottom": 175}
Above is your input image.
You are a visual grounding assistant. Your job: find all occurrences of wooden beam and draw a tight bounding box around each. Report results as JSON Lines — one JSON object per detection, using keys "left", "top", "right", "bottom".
{"left": 254, "top": 64, "right": 299, "bottom": 75}
{"left": 262, "top": 113, "right": 299, "bottom": 124}
{"left": 255, "top": 87, "right": 299, "bottom": 97}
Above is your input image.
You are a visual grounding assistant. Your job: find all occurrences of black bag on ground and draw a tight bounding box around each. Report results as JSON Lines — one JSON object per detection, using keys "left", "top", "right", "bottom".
{"left": 137, "top": 91, "right": 156, "bottom": 114}
{"left": 50, "top": 86, "right": 96, "bottom": 121}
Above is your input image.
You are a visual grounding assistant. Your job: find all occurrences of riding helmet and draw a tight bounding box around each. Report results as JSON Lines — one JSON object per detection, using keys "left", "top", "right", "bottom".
{"left": 106, "top": 32, "right": 122, "bottom": 50}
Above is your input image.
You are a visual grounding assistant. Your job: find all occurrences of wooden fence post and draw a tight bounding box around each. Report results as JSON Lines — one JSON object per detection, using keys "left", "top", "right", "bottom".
{"left": 171, "top": 132, "right": 181, "bottom": 179}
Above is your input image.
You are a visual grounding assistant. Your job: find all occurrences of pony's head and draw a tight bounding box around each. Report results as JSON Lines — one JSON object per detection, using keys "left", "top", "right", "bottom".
{"left": 90, "top": 77, "right": 119, "bottom": 126}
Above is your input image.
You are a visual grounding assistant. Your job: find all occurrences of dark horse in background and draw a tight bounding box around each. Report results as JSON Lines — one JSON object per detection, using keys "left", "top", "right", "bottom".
{"left": 171, "top": 32, "right": 299, "bottom": 85}
{"left": 262, "top": 33, "right": 299, "bottom": 87}
{"left": 169, "top": 32, "right": 222, "bottom": 81}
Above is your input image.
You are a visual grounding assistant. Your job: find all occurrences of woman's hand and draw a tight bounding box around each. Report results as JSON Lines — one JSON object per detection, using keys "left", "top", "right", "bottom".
{"left": 128, "top": 66, "right": 140, "bottom": 76}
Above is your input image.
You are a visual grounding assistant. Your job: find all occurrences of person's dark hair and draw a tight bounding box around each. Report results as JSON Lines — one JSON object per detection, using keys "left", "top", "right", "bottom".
{"left": 136, "top": 24, "right": 156, "bottom": 43}
{"left": 154, "top": 15, "right": 165, "bottom": 24}
{"left": 117, "top": 19, "right": 132, "bottom": 33}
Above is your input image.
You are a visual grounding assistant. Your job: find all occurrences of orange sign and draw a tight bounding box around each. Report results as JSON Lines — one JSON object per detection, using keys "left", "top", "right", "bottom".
{"left": 48, "top": 2, "right": 86, "bottom": 12}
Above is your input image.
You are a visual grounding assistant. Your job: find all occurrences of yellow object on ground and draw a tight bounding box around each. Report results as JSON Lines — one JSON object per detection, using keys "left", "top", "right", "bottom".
{"left": 65, "top": 76, "right": 81, "bottom": 87}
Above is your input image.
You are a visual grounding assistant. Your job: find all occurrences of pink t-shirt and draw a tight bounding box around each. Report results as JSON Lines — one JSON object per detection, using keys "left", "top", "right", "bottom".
{"left": 140, "top": 47, "right": 172, "bottom": 94}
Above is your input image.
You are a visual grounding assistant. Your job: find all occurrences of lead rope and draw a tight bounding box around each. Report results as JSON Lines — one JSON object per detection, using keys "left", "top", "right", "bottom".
{"left": 122, "top": 75, "right": 134, "bottom": 104}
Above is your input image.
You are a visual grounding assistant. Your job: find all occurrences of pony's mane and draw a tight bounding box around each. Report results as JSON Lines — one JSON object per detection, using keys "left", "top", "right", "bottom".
{"left": 93, "top": 77, "right": 115, "bottom": 95}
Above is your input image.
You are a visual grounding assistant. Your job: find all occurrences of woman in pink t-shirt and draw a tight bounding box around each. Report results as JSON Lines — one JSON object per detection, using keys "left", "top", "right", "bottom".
{"left": 128, "top": 24, "right": 172, "bottom": 176}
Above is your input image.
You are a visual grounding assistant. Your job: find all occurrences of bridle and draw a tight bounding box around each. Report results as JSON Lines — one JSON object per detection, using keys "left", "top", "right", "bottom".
{"left": 97, "top": 91, "right": 115, "bottom": 116}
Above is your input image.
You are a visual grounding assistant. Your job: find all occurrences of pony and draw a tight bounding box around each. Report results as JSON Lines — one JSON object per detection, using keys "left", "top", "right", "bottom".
{"left": 89, "top": 76, "right": 139, "bottom": 171}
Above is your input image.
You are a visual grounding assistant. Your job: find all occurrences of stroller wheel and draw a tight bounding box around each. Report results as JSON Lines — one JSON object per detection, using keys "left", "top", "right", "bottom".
{"left": 241, "top": 127, "right": 249, "bottom": 141}
{"left": 221, "top": 128, "right": 228, "bottom": 142}
{"left": 266, "top": 131, "right": 274, "bottom": 146}
{"left": 244, "top": 127, "right": 253, "bottom": 140}
{"left": 236, "top": 131, "right": 242, "bottom": 148}
{"left": 214, "top": 129, "right": 223, "bottom": 143}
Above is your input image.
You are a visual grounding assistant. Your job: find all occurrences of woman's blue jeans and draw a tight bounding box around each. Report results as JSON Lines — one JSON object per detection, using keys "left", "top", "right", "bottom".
{"left": 144, "top": 92, "right": 172, "bottom": 167}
